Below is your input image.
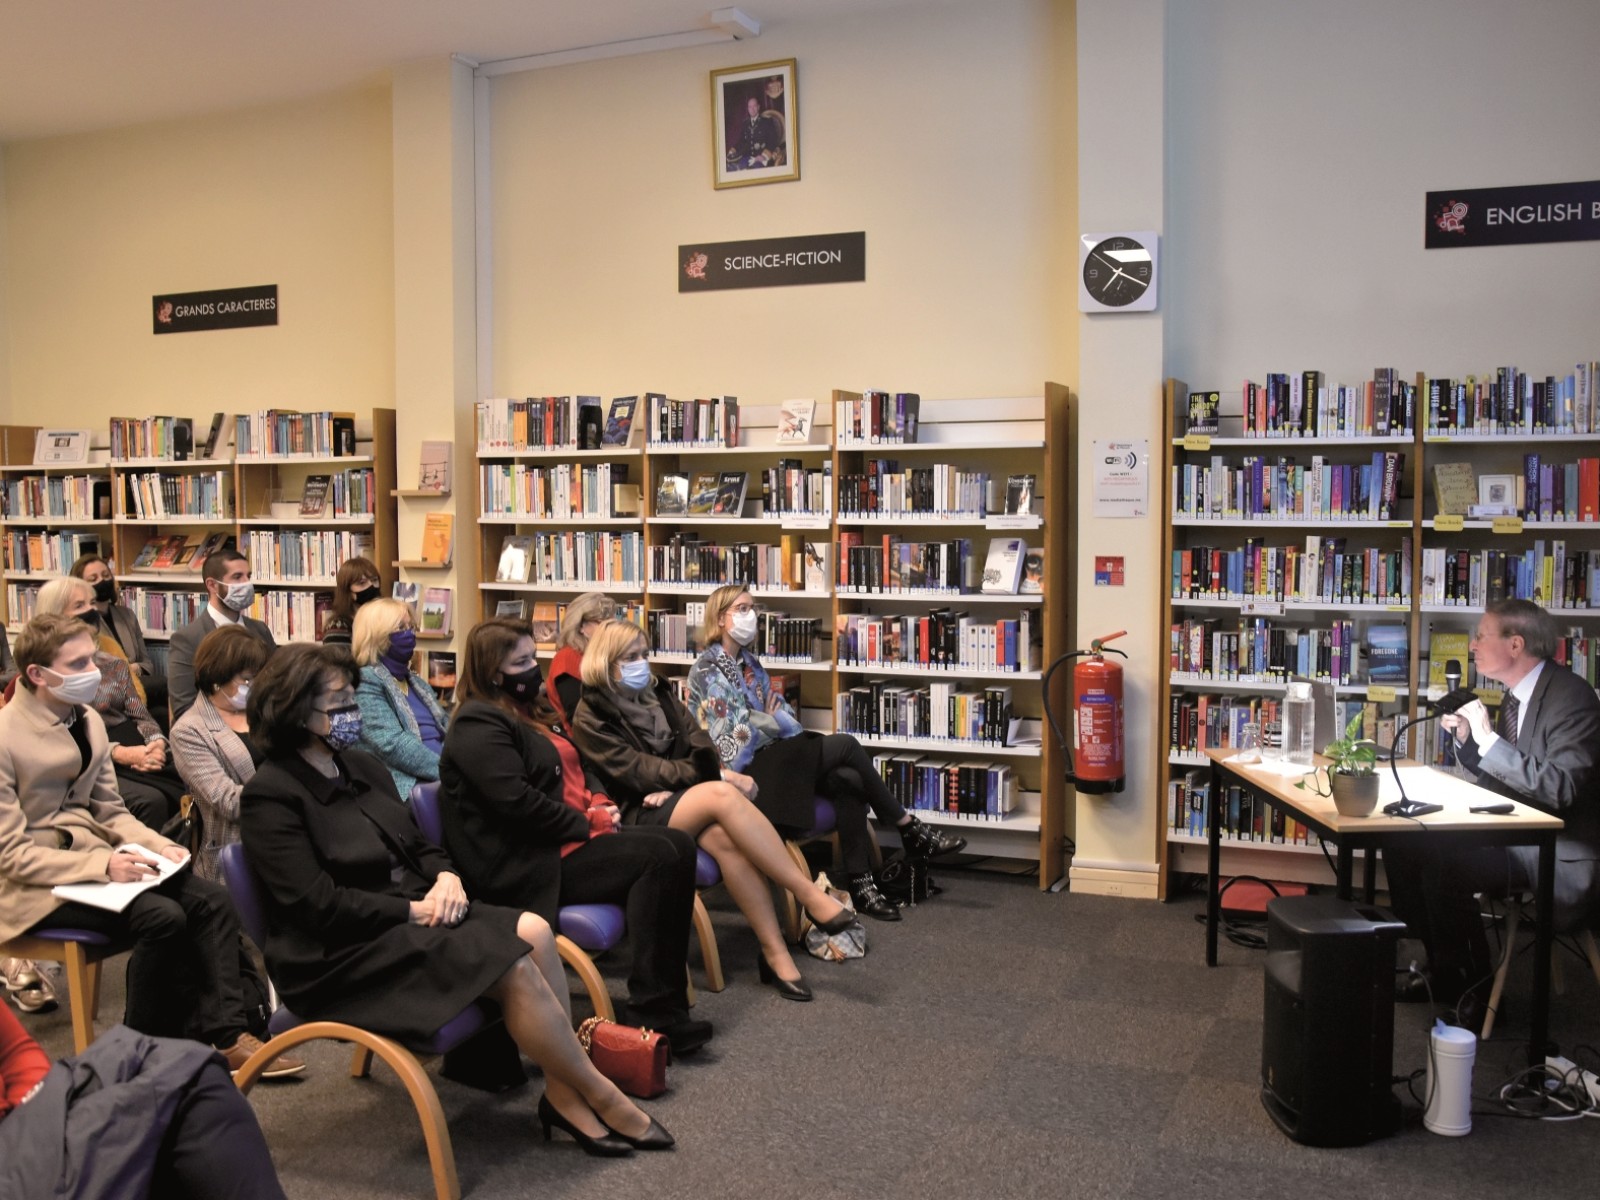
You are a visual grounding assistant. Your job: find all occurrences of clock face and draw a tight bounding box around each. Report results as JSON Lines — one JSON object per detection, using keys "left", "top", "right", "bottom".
{"left": 1078, "top": 231, "right": 1158, "bottom": 312}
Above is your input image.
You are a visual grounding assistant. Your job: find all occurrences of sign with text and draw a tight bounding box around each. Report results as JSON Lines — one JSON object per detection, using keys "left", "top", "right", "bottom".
{"left": 1426, "top": 180, "right": 1600, "bottom": 249}
{"left": 153, "top": 284, "right": 278, "bottom": 334}
{"left": 1091, "top": 439, "right": 1150, "bottom": 518}
{"left": 679, "top": 232, "right": 865, "bottom": 292}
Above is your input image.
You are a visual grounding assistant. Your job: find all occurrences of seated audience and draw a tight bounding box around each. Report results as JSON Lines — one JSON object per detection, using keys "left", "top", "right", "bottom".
{"left": 71, "top": 552, "right": 169, "bottom": 724}
{"left": 571, "top": 621, "right": 855, "bottom": 1002}
{"left": 0, "top": 614, "right": 299, "bottom": 1076}
{"left": 688, "top": 585, "right": 966, "bottom": 920}
{"left": 545, "top": 592, "right": 616, "bottom": 724}
{"left": 168, "top": 549, "right": 277, "bottom": 723}
{"left": 352, "top": 598, "right": 449, "bottom": 800}
{"left": 239, "top": 643, "right": 673, "bottom": 1154}
{"left": 320, "top": 556, "right": 383, "bottom": 647}
{"left": 170, "top": 625, "right": 272, "bottom": 882}
{"left": 440, "top": 619, "right": 711, "bottom": 1050}
{"left": 36, "top": 576, "right": 184, "bottom": 831}
{"left": 0, "top": 1002, "right": 287, "bottom": 1200}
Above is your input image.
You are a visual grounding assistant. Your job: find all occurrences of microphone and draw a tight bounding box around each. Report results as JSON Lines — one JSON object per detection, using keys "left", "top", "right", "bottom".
{"left": 1428, "top": 661, "right": 1477, "bottom": 715}
{"left": 1387, "top": 659, "right": 1460, "bottom": 817}
{"left": 1445, "top": 659, "right": 1461, "bottom": 692}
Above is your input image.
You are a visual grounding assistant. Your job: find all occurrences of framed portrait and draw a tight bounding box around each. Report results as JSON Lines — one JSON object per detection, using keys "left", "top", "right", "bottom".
{"left": 712, "top": 59, "right": 798, "bottom": 189}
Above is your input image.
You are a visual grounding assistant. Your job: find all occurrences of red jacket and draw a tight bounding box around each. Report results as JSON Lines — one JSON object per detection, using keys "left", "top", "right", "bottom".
{"left": 0, "top": 1003, "right": 50, "bottom": 1120}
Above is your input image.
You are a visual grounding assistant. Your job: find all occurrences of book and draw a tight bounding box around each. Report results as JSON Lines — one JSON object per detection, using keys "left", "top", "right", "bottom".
{"left": 392, "top": 580, "right": 419, "bottom": 606}
{"left": 1427, "top": 629, "right": 1472, "bottom": 689}
{"left": 803, "top": 541, "right": 830, "bottom": 592}
{"left": 496, "top": 534, "right": 534, "bottom": 583}
{"left": 51, "top": 845, "right": 189, "bottom": 912}
{"left": 687, "top": 471, "right": 720, "bottom": 515}
{"left": 199, "top": 412, "right": 229, "bottom": 459}
{"left": 494, "top": 599, "right": 528, "bottom": 618}
{"left": 420, "top": 513, "right": 454, "bottom": 564}
{"left": 332, "top": 416, "right": 356, "bottom": 456}
{"left": 150, "top": 535, "right": 189, "bottom": 569}
{"left": 190, "top": 532, "right": 232, "bottom": 573}
{"left": 299, "top": 474, "right": 331, "bottom": 517}
{"left": 577, "top": 397, "right": 603, "bottom": 450}
{"left": 1432, "top": 462, "right": 1476, "bottom": 515}
{"left": 655, "top": 473, "right": 689, "bottom": 516}
{"left": 417, "top": 440, "right": 452, "bottom": 493}
{"left": 419, "top": 587, "right": 452, "bottom": 635}
{"left": 1019, "top": 546, "right": 1044, "bottom": 595}
{"left": 1186, "top": 390, "right": 1221, "bottom": 433}
{"left": 531, "top": 601, "right": 560, "bottom": 651}
{"left": 721, "top": 396, "right": 740, "bottom": 447}
{"left": 603, "top": 397, "right": 638, "bottom": 446}
{"left": 777, "top": 399, "right": 816, "bottom": 443}
{"left": 981, "top": 537, "right": 1027, "bottom": 594}
{"left": 426, "top": 651, "right": 457, "bottom": 691}
{"left": 1004, "top": 475, "right": 1036, "bottom": 516}
{"left": 712, "top": 471, "right": 748, "bottom": 517}
{"left": 1365, "top": 623, "right": 1408, "bottom": 683}
{"left": 130, "top": 536, "right": 166, "bottom": 569}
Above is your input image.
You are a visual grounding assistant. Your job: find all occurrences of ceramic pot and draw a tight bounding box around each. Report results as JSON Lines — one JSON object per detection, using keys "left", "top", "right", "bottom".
{"left": 1330, "top": 769, "right": 1379, "bottom": 817}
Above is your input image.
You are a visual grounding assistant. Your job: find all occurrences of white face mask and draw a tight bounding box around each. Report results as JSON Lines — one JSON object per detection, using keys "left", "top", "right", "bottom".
{"left": 222, "top": 580, "right": 255, "bottom": 613}
{"left": 729, "top": 609, "right": 759, "bottom": 646}
{"left": 45, "top": 665, "right": 102, "bottom": 705}
{"left": 226, "top": 681, "right": 251, "bottom": 710}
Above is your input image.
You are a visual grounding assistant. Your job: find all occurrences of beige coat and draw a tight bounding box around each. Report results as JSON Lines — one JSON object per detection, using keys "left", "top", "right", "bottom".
{"left": 0, "top": 685, "right": 177, "bottom": 941}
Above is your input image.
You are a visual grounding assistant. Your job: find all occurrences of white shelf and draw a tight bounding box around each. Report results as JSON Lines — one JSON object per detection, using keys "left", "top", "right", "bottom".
{"left": 113, "top": 516, "right": 233, "bottom": 525}
{"left": 480, "top": 580, "right": 645, "bottom": 594}
{"left": 111, "top": 457, "right": 234, "bottom": 469}
{"left": 476, "top": 446, "right": 642, "bottom": 459}
{"left": 1168, "top": 833, "right": 1323, "bottom": 855}
{"left": 0, "top": 517, "right": 109, "bottom": 526}
{"left": 253, "top": 578, "right": 338, "bottom": 588}
{"left": 478, "top": 515, "right": 635, "bottom": 526}
{"left": 1423, "top": 431, "right": 1600, "bottom": 443}
{"left": 1419, "top": 602, "right": 1600, "bottom": 619}
{"left": 237, "top": 517, "right": 375, "bottom": 527}
{"left": 114, "top": 571, "right": 204, "bottom": 585}
{"left": 1167, "top": 673, "right": 1406, "bottom": 697}
{"left": 646, "top": 584, "right": 832, "bottom": 599}
{"left": 836, "top": 513, "right": 989, "bottom": 525}
{"left": 1171, "top": 516, "right": 1410, "bottom": 529}
{"left": 1423, "top": 518, "right": 1599, "bottom": 531}
{"left": 649, "top": 652, "right": 831, "bottom": 671}
{"left": 837, "top": 439, "right": 1045, "bottom": 452}
{"left": 841, "top": 589, "right": 1043, "bottom": 604}
{"left": 889, "top": 807, "right": 1041, "bottom": 834}
{"left": 137, "top": 629, "right": 175, "bottom": 642}
{"left": 645, "top": 515, "right": 783, "bottom": 526}
{"left": 1169, "top": 596, "right": 1410, "bottom": 613}
{"left": 0, "top": 463, "right": 112, "bottom": 473}
{"left": 837, "top": 662, "right": 1041, "bottom": 681}
{"left": 3, "top": 571, "right": 65, "bottom": 581}
{"left": 1171, "top": 434, "right": 1412, "bottom": 447}
{"left": 234, "top": 455, "right": 373, "bottom": 466}
{"left": 853, "top": 735, "right": 1039, "bottom": 758}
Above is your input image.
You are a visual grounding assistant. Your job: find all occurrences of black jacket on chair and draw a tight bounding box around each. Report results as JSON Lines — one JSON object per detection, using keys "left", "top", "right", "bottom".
{"left": 570, "top": 680, "right": 722, "bottom": 812}
{"left": 437, "top": 700, "right": 590, "bottom": 924}
{"left": 1456, "top": 662, "right": 1600, "bottom": 931}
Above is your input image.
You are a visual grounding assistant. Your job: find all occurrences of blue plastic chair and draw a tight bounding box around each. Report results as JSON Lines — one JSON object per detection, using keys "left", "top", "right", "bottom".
{"left": 410, "top": 782, "right": 625, "bottom": 1020}
{"left": 782, "top": 798, "right": 839, "bottom": 941}
{"left": 218, "top": 842, "right": 489, "bottom": 1200}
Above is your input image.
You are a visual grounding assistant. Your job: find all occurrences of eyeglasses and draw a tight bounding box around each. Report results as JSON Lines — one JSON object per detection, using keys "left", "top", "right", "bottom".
{"left": 353, "top": 576, "right": 381, "bottom": 589}
{"left": 728, "top": 603, "right": 760, "bottom": 616}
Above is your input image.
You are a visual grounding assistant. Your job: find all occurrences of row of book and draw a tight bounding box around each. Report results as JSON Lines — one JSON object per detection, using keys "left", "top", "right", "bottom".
{"left": 760, "top": 460, "right": 832, "bottom": 515}
{"left": 647, "top": 537, "right": 801, "bottom": 592}
{"left": 836, "top": 392, "right": 921, "bottom": 445}
{"left": 1168, "top": 617, "right": 1360, "bottom": 684}
{"left": 3, "top": 530, "right": 100, "bottom": 575}
{"left": 233, "top": 411, "right": 357, "bottom": 459}
{"left": 1168, "top": 771, "right": 1327, "bottom": 844}
{"left": 1421, "top": 365, "right": 1600, "bottom": 435}
{"left": 118, "top": 585, "right": 207, "bottom": 636}
{"left": 836, "top": 609, "right": 1036, "bottom": 673}
{"left": 244, "top": 589, "right": 331, "bottom": 644}
{"left": 736, "top": 613, "right": 822, "bottom": 663}
{"left": 836, "top": 533, "right": 982, "bottom": 594}
{"left": 835, "top": 462, "right": 991, "bottom": 517}
{"left": 3, "top": 475, "right": 106, "bottom": 521}
{"left": 1418, "top": 542, "right": 1600, "bottom": 610}
{"left": 653, "top": 470, "right": 747, "bottom": 518}
{"left": 644, "top": 602, "right": 707, "bottom": 656}
{"left": 503, "top": 530, "right": 644, "bottom": 587}
{"left": 838, "top": 680, "right": 1015, "bottom": 746}
{"left": 480, "top": 462, "right": 630, "bottom": 520}
{"left": 307, "top": 468, "right": 378, "bottom": 519}
{"left": 473, "top": 396, "right": 607, "bottom": 452}
{"left": 1511, "top": 454, "right": 1600, "bottom": 522}
{"left": 647, "top": 394, "right": 738, "bottom": 448}
{"left": 1204, "top": 369, "right": 1418, "bottom": 439}
{"left": 1171, "top": 537, "right": 1411, "bottom": 606}
{"left": 108, "top": 416, "right": 200, "bottom": 462}
{"left": 871, "top": 754, "right": 1015, "bottom": 820}
{"left": 120, "top": 470, "right": 232, "bottom": 520}
{"left": 1172, "top": 452, "right": 1407, "bottom": 522}
{"left": 1169, "top": 695, "right": 1417, "bottom": 761}
{"left": 128, "top": 531, "right": 234, "bottom": 573}
{"left": 241, "top": 530, "right": 373, "bottom": 583}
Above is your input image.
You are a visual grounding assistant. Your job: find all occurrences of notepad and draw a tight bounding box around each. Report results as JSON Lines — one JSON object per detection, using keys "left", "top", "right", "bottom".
{"left": 51, "top": 845, "right": 190, "bottom": 913}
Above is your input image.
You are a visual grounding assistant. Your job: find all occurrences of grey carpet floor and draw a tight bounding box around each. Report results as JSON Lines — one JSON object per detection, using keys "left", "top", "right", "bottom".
{"left": 20, "top": 871, "right": 1600, "bottom": 1199}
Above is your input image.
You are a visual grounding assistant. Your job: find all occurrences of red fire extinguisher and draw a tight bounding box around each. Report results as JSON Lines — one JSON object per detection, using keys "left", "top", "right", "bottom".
{"left": 1044, "top": 630, "right": 1127, "bottom": 794}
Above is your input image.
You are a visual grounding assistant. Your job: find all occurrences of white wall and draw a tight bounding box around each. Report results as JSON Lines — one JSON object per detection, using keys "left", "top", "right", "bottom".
{"left": 1165, "top": 0, "right": 1600, "bottom": 384}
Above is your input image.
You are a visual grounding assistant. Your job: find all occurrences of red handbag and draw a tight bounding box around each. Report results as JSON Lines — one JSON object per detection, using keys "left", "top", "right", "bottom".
{"left": 577, "top": 1017, "right": 669, "bottom": 1098}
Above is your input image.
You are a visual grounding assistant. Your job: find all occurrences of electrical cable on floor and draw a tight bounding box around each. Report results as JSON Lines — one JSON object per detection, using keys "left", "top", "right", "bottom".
{"left": 1189, "top": 874, "right": 1281, "bottom": 950}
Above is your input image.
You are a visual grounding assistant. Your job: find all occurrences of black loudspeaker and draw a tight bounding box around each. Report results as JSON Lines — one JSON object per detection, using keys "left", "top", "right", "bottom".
{"left": 1261, "top": 895, "right": 1404, "bottom": 1146}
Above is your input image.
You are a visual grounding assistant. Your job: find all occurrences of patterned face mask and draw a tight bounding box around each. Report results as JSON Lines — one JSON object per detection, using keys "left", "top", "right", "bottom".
{"left": 320, "top": 705, "right": 363, "bottom": 752}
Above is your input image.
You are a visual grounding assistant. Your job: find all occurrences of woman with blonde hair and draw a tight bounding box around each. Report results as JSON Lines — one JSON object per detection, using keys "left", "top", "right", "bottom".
{"left": 572, "top": 621, "right": 855, "bottom": 1001}
{"left": 545, "top": 592, "right": 616, "bottom": 723}
{"left": 687, "top": 585, "right": 965, "bottom": 921}
{"left": 70, "top": 552, "right": 167, "bottom": 721}
{"left": 350, "top": 597, "right": 449, "bottom": 801}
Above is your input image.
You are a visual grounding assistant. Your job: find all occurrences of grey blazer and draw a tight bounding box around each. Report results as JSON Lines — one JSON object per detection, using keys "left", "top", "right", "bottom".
{"left": 166, "top": 608, "right": 277, "bottom": 723}
{"left": 169, "top": 692, "right": 257, "bottom": 882}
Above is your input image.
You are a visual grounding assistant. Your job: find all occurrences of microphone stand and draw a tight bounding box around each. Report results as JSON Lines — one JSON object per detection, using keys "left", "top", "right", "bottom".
{"left": 1386, "top": 711, "right": 1444, "bottom": 817}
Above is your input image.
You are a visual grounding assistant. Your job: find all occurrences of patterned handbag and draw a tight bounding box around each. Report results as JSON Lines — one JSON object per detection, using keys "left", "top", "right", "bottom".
{"left": 576, "top": 1016, "right": 670, "bottom": 1098}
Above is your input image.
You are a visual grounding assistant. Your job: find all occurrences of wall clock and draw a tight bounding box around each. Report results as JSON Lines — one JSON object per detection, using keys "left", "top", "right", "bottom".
{"left": 1079, "top": 231, "right": 1158, "bottom": 312}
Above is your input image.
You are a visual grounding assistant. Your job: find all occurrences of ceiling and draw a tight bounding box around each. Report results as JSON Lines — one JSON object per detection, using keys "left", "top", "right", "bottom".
{"left": 0, "top": 0, "right": 936, "bottom": 144}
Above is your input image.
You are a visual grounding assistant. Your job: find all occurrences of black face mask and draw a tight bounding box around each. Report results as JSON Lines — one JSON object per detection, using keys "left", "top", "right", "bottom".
{"left": 93, "top": 579, "right": 117, "bottom": 604}
{"left": 497, "top": 664, "right": 543, "bottom": 702}
{"left": 79, "top": 607, "right": 102, "bottom": 628}
{"left": 353, "top": 585, "right": 381, "bottom": 608}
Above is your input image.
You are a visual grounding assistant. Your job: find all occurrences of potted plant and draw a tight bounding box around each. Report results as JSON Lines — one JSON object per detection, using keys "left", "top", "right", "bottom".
{"left": 1300, "top": 712, "right": 1381, "bottom": 816}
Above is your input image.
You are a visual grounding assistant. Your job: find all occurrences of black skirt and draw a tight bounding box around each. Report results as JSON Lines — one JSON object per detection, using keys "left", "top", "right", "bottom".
{"left": 746, "top": 731, "right": 825, "bottom": 836}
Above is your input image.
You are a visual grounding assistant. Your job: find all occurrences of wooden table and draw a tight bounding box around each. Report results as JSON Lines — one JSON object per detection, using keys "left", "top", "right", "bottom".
{"left": 1203, "top": 748, "right": 1564, "bottom": 1062}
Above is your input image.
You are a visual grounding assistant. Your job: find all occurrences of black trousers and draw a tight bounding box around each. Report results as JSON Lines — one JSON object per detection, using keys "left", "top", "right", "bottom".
{"left": 1383, "top": 841, "right": 1521, "bottom": 1002}
{"left": 559, "top": 826, "right": 698, "bottom": 1023}
{"left": 816, "top": 732, "right": 906, "bottom": 875}
{"left": 35, "top": 871, "right": 247, "bottom": 1046}
{"left": 149, "top": 1058, "right": 288, "bottom": 1199}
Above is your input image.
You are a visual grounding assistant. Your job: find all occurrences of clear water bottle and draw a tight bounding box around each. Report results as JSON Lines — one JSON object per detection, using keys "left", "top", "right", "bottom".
{"left": 1283, "top": 681, "right": 1315, "bottom": 765}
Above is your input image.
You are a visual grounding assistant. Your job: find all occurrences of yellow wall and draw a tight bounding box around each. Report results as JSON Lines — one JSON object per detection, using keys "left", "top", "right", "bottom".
{"left": 488, "top": 0, "right": 1077, "bottom": 402}
{"left": 1, "top": 86, "right": 395, "bottom": 424}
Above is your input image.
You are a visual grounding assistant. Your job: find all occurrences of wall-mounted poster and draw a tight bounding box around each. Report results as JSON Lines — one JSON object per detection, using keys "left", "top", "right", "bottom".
{"left": 712, "top": 59, "right": 798, "bottom": 189}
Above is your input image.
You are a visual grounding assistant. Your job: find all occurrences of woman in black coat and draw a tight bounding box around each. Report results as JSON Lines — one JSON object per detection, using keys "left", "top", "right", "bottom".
{"left": 571, "top": 621, "right": 855, "bottom": 1002}
{"left": 438, "top": 618, "right": 710, "bottom": 1052}
{"left": 239, "top": 643, "right": 672, "bottom": 1156}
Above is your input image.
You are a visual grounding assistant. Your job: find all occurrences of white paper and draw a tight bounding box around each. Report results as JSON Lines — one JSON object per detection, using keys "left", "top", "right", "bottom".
{"left": 51, "top": 845, "right": 190, "bottom": 913}
{"left": 1092, "top": 439, "right": 1149, "bottom": 518}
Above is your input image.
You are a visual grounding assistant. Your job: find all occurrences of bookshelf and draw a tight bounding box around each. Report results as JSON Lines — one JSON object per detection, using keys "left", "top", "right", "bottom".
{"left": 1158, "top": 361, "right": 1600, "bottom": 894}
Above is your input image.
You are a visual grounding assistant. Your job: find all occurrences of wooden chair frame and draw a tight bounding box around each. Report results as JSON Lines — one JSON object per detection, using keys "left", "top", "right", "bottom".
{"left": 0, "top": 934, "right": 113, "bottom": 1053}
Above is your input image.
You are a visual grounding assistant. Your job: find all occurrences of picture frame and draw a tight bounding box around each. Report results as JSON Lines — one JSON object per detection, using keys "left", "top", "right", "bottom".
{"left": 1478, "top": 474, "right": 1516, "bottom": 509}
{"left": 712, "top": 59, "right": 798, "bottom": 189}
{"left": 34, "top": 428, "right": 91, "bottom": 465}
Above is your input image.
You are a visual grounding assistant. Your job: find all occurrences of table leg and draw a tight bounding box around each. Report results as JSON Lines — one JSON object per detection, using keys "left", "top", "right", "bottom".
{"left": 1530, "top": 833, "right": 1557, "bottom": 1066}
{"left": 1362, "top": 847, "right": 1377, "bottom": 905}
{"left": 1206, "top": 758, "right": 1222, "bottom": 966}
{"left": 1335, "top": 844, "right": 1354, "bottom": 900}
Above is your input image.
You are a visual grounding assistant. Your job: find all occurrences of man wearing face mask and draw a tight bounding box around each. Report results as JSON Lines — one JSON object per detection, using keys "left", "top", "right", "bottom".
{"left": 0, "top": 614, "right": 298, "bottom": 1075}
{"left": 70, "top": 553, "right": 169, "bottom": 725}
{"left": 167, "top": 550, "right": 277, "bottom": 724}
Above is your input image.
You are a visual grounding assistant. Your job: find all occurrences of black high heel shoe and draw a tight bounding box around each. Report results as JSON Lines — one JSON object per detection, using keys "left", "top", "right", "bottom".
{"left": 608, "top": 1116, "right": 676, "bottom": 1150}
{"left": 804, "top": 901, "right": 857, "bottom": 936}
{"left": 537, "top": 1095, "right": 634, "bottom": 1156}
{"left": 757, "top": 955, "right": 813, "bottom": 1002}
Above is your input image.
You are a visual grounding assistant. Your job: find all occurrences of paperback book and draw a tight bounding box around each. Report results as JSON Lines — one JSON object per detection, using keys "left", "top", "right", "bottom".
{"left": 981, "top": 537, "right": 1027, "bottom": 595}
{"left": 420, "top": 587, "right": 453, "bottom": 635}
{"left": 299, "top": 474, "right": 331, "bottom": 517}
{"left": 1019, "top": 547, "right": 1044, "bottom": 595}
{"left": 417, "top": 441, "right": 452, "bottom": 493}
{"left": 1186, "top": 391, "right": 1221, "bottom": 434}
{"left": 603, "top": 397, "right": 638, "bottom": 447}
{"left": 1004, "top": 475, "right": 1036, "bottom": 516}
{"left": 420, "top": 513, "right": 454, "bottom": 564}
{"left": 777, "top": 399, "right": 816, "bottom": 443}
{"left": 687, "top": 471, "right": 720, "bottom": 516}
{"left": 427, "top": 651, "right": 457, "bottom": 691}
{"left": 496, "top": 534, "right": 534, "bottom": 583}
{"left": 712, "top": 471, "right": 748, "bottom": 517}
{"left": 655, "top": 473, "right": 689, "bottom": 516}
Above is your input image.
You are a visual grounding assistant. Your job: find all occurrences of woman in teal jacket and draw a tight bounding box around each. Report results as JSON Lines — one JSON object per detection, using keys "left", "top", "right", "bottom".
{"left": 351, "top": 598, "right": 449, "bottom": 800}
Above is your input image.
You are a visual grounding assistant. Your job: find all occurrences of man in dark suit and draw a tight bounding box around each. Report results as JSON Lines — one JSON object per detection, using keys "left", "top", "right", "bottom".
{"left": 167, "top": 551, "right": 277, "bottom": 723}
{"left": 1388, "top": 598, "right": 1600, "bottom": 1022}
